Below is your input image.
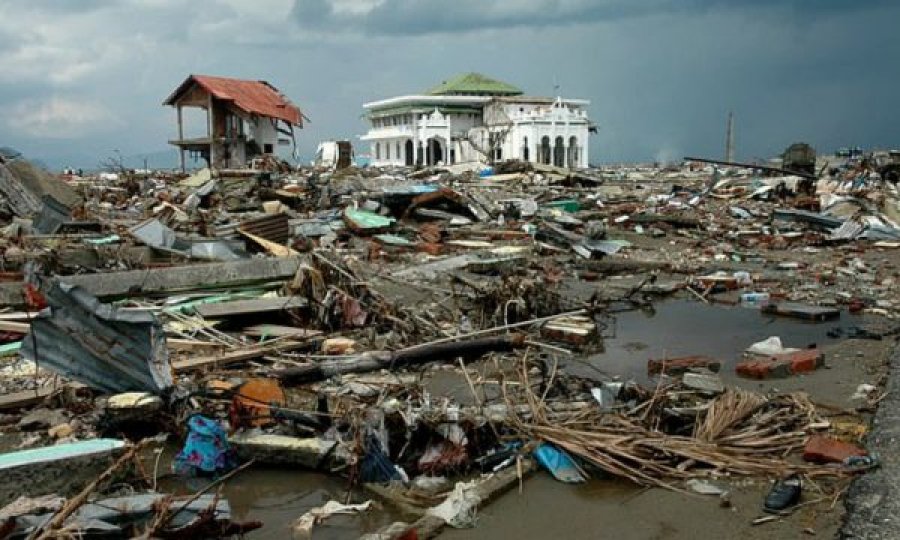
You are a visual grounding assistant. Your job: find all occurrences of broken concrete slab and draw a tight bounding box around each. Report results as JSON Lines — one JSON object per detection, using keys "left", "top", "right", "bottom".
{"left": 229, "top": 432, "right": 350, "bottom": 470}
{"left": 0, "top": 256, "right": 311, "bottom": 306}
{"left": 682, "top": 372, "right": 725, "bottom": 394}
{"left": 392, "top": 249, "right": 529, "bottom": 280}
{"left": 0, "top": 439, "right": 125, "bottom": 505}
{"left": 761, "top": 302, "right": 841, "bottom": 321}
{"left": 194, "top": 295, "right": 308, "bottom": 318}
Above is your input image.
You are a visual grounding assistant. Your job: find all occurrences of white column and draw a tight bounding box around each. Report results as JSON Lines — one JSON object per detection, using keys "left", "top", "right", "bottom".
{"left": 207, "top": 94, "right": 216, "bottom": 168}
{"left": 413, "top": 114, "right": 421, "bottom": 166}
{"left": 530, "top": 131, "right": 537, "bottom": 164}
{"left": 446, "top": 123, "right": 452, "bottom": 164}
{"left": 177, "top": 105, "right": 185, "bottom": 172}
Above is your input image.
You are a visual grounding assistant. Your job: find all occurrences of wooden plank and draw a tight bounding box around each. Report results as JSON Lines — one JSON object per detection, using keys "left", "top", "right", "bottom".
{"left": 195, "top": 296, "right": 308, "bottom": 318}
{"left": 0, "top": 312, "right": 41, "bottom": 321}
{"left": 166, "top": 338, "right": 225, "bottom": 351}
{"left": 0, "top": 386, "right": 56, "bottom": 410}
{"left": 242, "top": 324, "right": 322, "bottom": 339}
{"left": 172, "top": 341, "right": 305, "bottom": 372}
{"left": 0, "top": 321, "right": 29, "bottom": 333}
{"left": 239, "top": 230, "right": 298, "bottom": 258}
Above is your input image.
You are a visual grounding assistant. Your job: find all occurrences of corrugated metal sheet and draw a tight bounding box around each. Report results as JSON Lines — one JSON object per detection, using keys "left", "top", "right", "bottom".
{"left": 830, "top": 220, "right": 865, "bottom": 240}
{"left": 239, "top": 213, "right": 290, "bottom": 244}
{"left": 164, "top": 74, "right": 303, "bottom": 126}
{"left": 19, "top": 281, "right": 173, "bottom": 394}
{"left": 32, "top": 195, "right": 72, "bottom": 234}
{"left": 129, "top": 218, "right": 248, "bottom": 261}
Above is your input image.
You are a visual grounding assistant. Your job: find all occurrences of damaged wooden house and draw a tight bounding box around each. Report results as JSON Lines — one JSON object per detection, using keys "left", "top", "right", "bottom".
{"left": 163, "top": 74, "right": 306, "bottom": 171}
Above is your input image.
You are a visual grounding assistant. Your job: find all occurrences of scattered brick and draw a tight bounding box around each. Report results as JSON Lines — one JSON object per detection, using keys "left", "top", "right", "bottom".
{"left": 736, "top": 349, "right": 824, "bottom": 379}
{"left": 776, "top": 348, "right": 824, "bottom": 374}
{"left": 735, "top": 358, "right": 791, "bottom": 379}
{"left": 648, "top": 356, "right": 721, "bottom": 376}
{"left": 417, "top": 242, "right": 442, "bottom": 256}
{"left": 803, "top": 435, "right": 867, "bottom": 464}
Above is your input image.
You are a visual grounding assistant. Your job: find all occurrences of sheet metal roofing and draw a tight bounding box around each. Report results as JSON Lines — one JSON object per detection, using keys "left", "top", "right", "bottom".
{"left": 164, "top": 74, "right": 304, "bottom": 126}
{"left": 426, "top": 72, "right": 523, "bottom": 97}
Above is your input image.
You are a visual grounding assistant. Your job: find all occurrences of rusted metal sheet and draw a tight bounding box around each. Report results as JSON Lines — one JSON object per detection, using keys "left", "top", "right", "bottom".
{"left": 239, "top": 213, "right": 290, "bottom": 244}
{"left": 19, "top": 281, "right": 173, "bottom": 394}
{"left": 163, "top": 75, "right": 304, "bottom": 126}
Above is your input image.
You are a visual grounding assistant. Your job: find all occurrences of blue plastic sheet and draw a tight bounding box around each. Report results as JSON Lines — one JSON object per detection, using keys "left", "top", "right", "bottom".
{"left": 360, "top": 434, "right": 401, "bottom": 483}
{"left": 533, "top": 442, "right": 587, "bottom": 483}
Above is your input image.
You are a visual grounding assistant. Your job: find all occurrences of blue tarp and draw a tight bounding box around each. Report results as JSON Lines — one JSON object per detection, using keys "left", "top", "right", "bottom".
{"left": 533, "top": 443, "right": 587, "bottom": 483}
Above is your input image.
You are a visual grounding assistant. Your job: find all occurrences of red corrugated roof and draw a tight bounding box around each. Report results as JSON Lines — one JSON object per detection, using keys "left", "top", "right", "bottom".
{"left": 164, "top": 74, "right": 303, "bottom": 126}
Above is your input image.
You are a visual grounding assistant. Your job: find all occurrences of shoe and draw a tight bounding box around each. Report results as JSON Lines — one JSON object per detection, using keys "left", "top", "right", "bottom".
{"left": 763, "top": 474, "right": 801, "bottom": 513}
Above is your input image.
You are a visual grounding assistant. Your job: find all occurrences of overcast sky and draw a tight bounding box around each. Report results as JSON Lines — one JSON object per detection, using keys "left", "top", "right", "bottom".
{"left": 1, "top": 0, "right": 898, "bottom": 169}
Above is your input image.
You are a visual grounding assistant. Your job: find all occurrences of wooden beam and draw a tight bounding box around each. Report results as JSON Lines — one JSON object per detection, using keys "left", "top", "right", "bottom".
{"left": 194, "top": 296, "right": 308, "bottom": 319}
{"left": 172, "top": 341, "right": 307, "bottom": 372}
{"left": 0, "top": 321, "right": 29, "bottom": 333}
{"left": 0, "top": 387, "right": 56, "bottom": 410}
{"left": 241, "top": 325, "right": 321, "bottom": 339}
{"left": 167, "top": 338, "right": 225, "bottom": 352}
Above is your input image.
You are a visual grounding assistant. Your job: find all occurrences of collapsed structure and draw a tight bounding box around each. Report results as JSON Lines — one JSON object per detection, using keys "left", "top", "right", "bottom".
{"left": 361, "top": 72, "right": 594, "bottom": 168}
{"left": 163, "top": 74, "right": 306, "bottom": 171}
{"left": 1, "top": 101, "right": 900, "bottom": 537}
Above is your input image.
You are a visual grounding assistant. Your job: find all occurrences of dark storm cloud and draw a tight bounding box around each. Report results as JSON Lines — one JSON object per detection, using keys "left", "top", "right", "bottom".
{"left": 290, "top": 0, "right": 894, "bottom": 36}
{"left": 3, "top": 0, "right": 900, "bottom": 169}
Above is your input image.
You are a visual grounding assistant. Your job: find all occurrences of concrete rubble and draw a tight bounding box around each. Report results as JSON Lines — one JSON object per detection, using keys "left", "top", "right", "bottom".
{"left": 0, "top": 146, "right": 898, "bottom": 538}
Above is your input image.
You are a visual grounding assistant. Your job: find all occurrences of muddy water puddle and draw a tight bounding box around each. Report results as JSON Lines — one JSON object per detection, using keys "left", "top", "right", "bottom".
{"left": 428, "top": 299, "right": 852, "bottom": 403}
{"left": 584, "top": 299, "right": 848, "bottom": 383}
{"left": 161, "top": 300, "right": 865, "bottom": 538}
{"left": 154, "top": 457, "right": 404, "bottom": 538}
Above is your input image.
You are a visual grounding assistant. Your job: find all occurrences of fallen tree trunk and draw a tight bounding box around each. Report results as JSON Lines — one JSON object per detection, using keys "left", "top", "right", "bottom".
{"left": 272, "top": 334, "right": 527, "bottom": 386}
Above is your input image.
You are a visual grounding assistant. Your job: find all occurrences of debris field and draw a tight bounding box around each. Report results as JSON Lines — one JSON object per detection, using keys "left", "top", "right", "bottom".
{"left": 0, "top": 148, "right": 898, "bottom": 539}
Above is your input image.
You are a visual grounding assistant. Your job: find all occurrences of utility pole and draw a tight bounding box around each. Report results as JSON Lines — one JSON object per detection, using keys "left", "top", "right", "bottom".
{"left": 725, "top": 111, "right": 735, "bottom": 162}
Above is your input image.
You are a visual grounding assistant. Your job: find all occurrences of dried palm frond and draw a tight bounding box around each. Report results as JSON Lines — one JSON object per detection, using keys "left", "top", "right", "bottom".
{"left": 695, "top": 387, "right": 766, "bottom": 442}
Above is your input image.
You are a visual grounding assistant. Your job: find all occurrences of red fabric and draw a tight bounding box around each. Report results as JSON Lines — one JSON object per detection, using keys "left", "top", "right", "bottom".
{"left": 23, "top": 283, "right": 47, "bottom": 311}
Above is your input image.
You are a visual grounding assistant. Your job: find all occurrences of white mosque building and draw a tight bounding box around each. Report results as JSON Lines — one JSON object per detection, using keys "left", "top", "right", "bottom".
{"left": 361, "top": 73, "right": 594, "bottom": 169}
